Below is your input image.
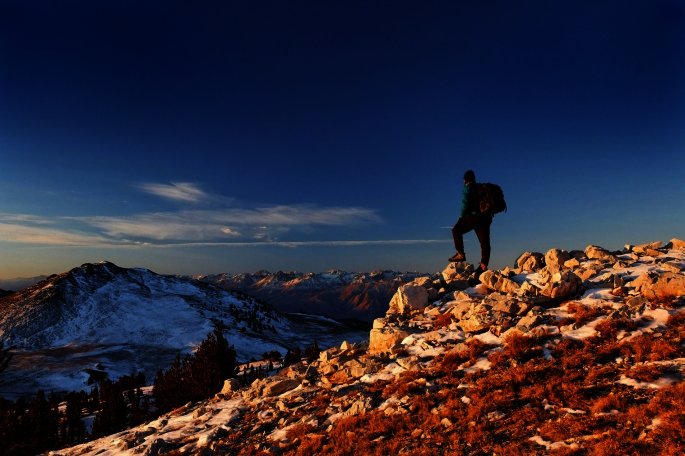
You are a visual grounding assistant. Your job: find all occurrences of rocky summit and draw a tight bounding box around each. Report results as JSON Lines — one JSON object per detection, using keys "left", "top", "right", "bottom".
{"left": 53, "top": 239, "right": 685, "bottom": 455}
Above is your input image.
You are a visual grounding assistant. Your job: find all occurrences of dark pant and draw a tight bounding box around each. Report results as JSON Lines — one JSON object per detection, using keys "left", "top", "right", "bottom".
{"left": 452, "top": 213, "right": 492, "bottom": 266}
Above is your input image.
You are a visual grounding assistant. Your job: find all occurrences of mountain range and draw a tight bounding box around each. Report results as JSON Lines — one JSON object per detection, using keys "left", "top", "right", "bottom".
{"left": 195, "top": 269, "right": 421, "bottom": 322}
{"left": 0, "top": 262, "right": 367, "bottom": 399}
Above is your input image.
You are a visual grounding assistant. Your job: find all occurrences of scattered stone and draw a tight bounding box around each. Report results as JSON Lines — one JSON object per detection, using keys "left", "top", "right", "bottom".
{"left": 346, "top": 398, "right": 372, "bottom": 416}
{"left": 564, "top": 258, "right": 581, "bottom": 269}
{"left": 388, "top": 284, "right": 429, "bottom": 315}
{"left": 585, "top": 245, "right": 614, "bottom": 261}
{"left": 413, "top": 277, "right": 439, "bottom": 301}
{"left": 540, "top": 271, "right": 582, "bottom": 299}
{"left": 490, "top": 298, "right": 521, "bottom": 315}
{"left": 518, "top": 281, "right": 539, "bottom": 297}
{"left": 645, "top": 248, "right": 663, "bottom": 258}
{"left": 629, "top": 272, "right": 657, "bottom": 292}
{"left": 480, "top": 270, "right": 520, "bottom": 294}
{"left": 345, "top": 359, "right": 367, "bottom": 378}
{"left": 639, "top": 272, "right": 685, "bottom": 300}
{"left": 500, "top": 267, "right": 516, "bottom": 277}
{"left": 516, "top": 313, "right": 542, "bottom": 331}
{"left": 575, "top": 261, "right": 605, "bottom": 281}
{"left": 442, "top": 262, "right": 474, "bottom": 284}
{"left": 219, "top": 378, "right": 242, "bottom": 395}
{"left": 515, "top": 251, "right": 545, "bottom": 272}
{"left": 661, "top": 262, "right": 682, "bottom": 274}
{"left": 372, "top": 318, "right": 386, "bottom": 329}
{"left": 459, "top": 310, "right": 495, "bottom": 333}
{"left": 545, "top": 249, "right": 571, "bottom": 273}
{"left": 449, "top": 300, "right": 473, "bottom": 320}
{"left": 254, "top": 377, "right": 301, "bottom": 397}
{"left": 633, "top": 241, "right": 664, "bottom": 253}
{"left": 369, "top": 326, "right": 411, "bottom": 354}
{"left": 666, "top": 238, "right": 685, "bottom": 250}
{"left": 396, "top": 356, "right": 419, "bottom": 370}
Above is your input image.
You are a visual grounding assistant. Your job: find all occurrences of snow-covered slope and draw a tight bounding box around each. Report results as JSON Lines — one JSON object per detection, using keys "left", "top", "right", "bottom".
{"left": 196, "top": 269, "right": 422, "bottom": 321}
{"left": 0, "top": 262, "right": 367, "bottom": 398}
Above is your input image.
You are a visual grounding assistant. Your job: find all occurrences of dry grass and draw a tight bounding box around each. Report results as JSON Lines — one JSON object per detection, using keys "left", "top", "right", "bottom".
{"left": 433, "top": 312, "right": 455, "bottom": 329}
{"left": 565, "top": 302, "right": 607, "bottom": 326}
{"left": 227, "top": 298, "right": 685, "bottom": 456}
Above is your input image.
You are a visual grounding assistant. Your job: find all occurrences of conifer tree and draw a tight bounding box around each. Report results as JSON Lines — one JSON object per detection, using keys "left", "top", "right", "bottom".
{"left": 27, "top": 390, "right": 59, "bottom": 453}
{"left": 153, "top": 328, "right": 238, "bottom": 414}
{"left": 91, "top": 379, "right": 127, "bottom": 437}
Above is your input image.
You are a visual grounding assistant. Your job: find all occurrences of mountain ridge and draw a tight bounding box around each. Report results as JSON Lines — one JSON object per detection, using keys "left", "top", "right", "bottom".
{"left": 0, "top": 262, "right": 367, "bottom": 398}
{"left": 196, "top": 269, "right": 424, "bottom": 322}
{"left": 52, "top": 238, "right": 685, "bottom": 455}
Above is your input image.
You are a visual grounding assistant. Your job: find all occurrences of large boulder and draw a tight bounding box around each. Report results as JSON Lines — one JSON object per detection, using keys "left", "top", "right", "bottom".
{"left": 368, "top": 326, "right": 411, "bottom": 354}
{"left": 667, "top": 238, "right": 685, "bottom": 251}
{"left": 249, "top": 376, "right": 301, "bottom": 398}
{"left": 585, "top": 245, "right": 614, "bottom": 261}
{"left": 480, "top": 270, "right": 520, "bottom": 294}
{"left": 515, "top": 252, "right": 545, "bottom": 273}
{"left": 459, "top": 311, "right": 494, "bottom": 333}
{"left": 388, "top": 283, "right": 429, "bottom": 315}
{"left": 220, "top": 378, "right": 242, "bottom": 395}
{"left": 412, "top": 276, "right": 439, "bottom": 301}
{"left": 441, "top": 262, "right": 474, "bottom": 287}
{"left": 540, "top": 271, "right": 582, "bottom": 299}
{"left": 635, "top": 272, "right": 685, "bottom": 301}
{"left": 633, "top": 241, "right": 663, "bottom": 253}
{"left": 545, "top": 249, "right": 571, "bottom": 273}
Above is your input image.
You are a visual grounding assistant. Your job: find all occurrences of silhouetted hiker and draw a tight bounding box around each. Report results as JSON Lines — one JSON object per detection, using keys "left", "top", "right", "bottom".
{"left": 449, "top": 170, "right": 492, "bottom": 275}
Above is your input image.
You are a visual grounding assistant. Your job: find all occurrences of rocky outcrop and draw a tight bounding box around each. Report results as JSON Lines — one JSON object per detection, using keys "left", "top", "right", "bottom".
{"left": 667, "top": 238, "right": 685, "bottom": 250}
{"left": 247, "top": 376, "right": 301, "bottom": 398}
{"left": 441, "top": 262, "right": 473, "bottom": 289}
{"left": 479, "top": 270, "right": 520, "bottom": 294}
{"left": 584, "top": 245, "right": 614, "bottom": 261}
{"left": 633, "top": 272, "right": 685, "bottom": 300}
{"left": 515, "top": 251, "right": 545, "bottom": 272}
{"left": 545, "top": 248, "right": 571, "bottom": 273}
{"left": 387, "top": 282, "right": 430, "bottom": 315}
{"left": 369, "top": 324, "right": 411, "bottom": 355}
{"left": 540, "top": 271, "right": 582, "bottom": 299}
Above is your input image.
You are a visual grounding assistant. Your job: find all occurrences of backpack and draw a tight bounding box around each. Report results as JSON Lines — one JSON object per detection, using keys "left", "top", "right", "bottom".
{"left": 477, "top": 183, "right": 507, "bottom": 215}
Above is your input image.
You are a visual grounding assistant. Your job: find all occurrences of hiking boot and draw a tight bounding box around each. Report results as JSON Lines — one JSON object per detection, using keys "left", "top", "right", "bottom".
{"left": 448, "top": 253, "right": 466, "bottom": 262}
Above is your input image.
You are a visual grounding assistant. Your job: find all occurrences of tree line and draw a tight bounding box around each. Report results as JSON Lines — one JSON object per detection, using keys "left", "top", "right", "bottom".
{"left": 0, "top": 329, "right": 321, "bottom": 455}
{"left": 0, "top": 329, "right": 239, "bottom": 455}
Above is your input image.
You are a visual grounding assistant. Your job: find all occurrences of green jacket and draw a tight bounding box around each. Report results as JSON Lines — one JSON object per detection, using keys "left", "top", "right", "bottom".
{"left": 460, "top": 182, "right": 478, "bottom": 218}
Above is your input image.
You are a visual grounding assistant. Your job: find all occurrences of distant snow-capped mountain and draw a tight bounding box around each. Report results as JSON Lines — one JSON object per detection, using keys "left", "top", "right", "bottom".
{"left": 0, "top": 262, "right": 366, "bottom": 398}
{"left": 195, "top": 269, "right": 423, "bottom": 321}
{"left": 0, "top": 275, "right": 48, "bottom": 292}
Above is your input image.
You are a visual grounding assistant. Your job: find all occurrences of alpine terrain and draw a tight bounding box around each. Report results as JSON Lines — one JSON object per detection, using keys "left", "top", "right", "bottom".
{"left": 50, "top": 238, "right": 685, "bottom": 455}
{"left": 0, "top": 262, "right": 367, "bottom": 399}
{"left": 196, "top": 270, "right": 422, "bottom": 321}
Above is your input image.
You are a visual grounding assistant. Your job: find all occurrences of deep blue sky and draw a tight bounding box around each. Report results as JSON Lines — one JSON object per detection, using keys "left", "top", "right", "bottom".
{"left": 1, "top": 1, "right": 684, "bottom": 277}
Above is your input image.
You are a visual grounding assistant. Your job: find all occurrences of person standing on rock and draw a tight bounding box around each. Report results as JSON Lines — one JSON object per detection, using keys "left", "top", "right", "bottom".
{"left": 449, "top": 170, "right": 492, "bottom": 275}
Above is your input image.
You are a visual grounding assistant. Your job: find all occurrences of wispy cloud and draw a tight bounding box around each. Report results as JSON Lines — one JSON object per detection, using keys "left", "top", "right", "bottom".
{"left": 75, "top": 205, "right": 382, "bottom": 241}
{"left": 0, "top": 203, "right": 390, "bottom": 248}
{"left": 0, "top": 222, "right": 120, "bottom": 247}
{"left": 137, "top": 182, "right": 208, "bottom": 203}
{"left": 145, "top": 239, "right": 451, "bottom": 248}
{"left": 0, "top": 210, "right": 449, "bottom": 249}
